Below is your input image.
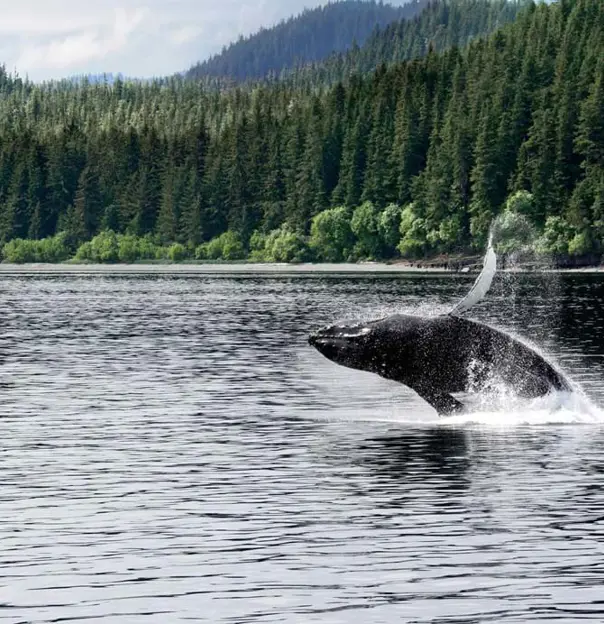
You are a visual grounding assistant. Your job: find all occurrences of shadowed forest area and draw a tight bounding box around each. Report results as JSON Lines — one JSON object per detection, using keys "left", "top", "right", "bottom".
{"left": 0, "top": 0, "right": 602, "bottom": 264}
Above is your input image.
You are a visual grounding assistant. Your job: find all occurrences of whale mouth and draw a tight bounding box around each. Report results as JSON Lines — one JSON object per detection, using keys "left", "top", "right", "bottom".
{"left": 308, "top": 324, "right": 374, "bottom": 363}
{"left": 309, "top": 325, "right": 372, "bottom": 345}
{"left": 308, "top": 334, "right": 350, "bottom": 349}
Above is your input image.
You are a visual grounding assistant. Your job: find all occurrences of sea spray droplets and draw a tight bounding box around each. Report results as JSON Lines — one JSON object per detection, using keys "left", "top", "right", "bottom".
{"left": 440, "top": 390, "right": 604, "bottom": 427}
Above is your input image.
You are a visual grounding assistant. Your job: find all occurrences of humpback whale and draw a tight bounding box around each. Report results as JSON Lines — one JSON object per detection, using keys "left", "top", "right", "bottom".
{"left": 309, "top": 238, "right": 570, "bottom": 414}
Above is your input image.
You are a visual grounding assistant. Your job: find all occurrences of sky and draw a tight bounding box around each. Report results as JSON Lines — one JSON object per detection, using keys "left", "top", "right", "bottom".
{"left": 0, "top": 0, "right": 408, "bottom": 82}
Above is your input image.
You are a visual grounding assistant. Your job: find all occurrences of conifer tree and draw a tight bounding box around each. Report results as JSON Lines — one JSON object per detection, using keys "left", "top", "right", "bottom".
{"left": 73, "top": 164, "right": 103, "bottom": 241}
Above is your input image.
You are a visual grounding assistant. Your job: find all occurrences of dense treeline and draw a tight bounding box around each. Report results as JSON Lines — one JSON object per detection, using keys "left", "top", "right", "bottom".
{"left": 0, "top": 0, "right": 602, "bottom": 264}
{"left": 185, "top": 0, "right": 426, "bottom": 83}
{"left": 283, "top": 0, "right": 525, "bottom": 88}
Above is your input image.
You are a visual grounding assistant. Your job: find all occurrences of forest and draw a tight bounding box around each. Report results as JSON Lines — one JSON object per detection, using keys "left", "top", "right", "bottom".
{"left": 282, "top": 0, "right": 524, "bottom": 88}
{"left": 184, "top": 0, "right": 427, "bottom": 83}
{"left": 0, "top": 0, "right": 602, "bottom": 264}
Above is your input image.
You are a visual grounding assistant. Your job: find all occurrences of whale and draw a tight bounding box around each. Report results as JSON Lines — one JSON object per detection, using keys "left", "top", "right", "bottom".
{"left": 308, "top": 235, "right": 570, "bottom": 414}
{"left": 308, "top": 313, "right": 571, "bottom": 414}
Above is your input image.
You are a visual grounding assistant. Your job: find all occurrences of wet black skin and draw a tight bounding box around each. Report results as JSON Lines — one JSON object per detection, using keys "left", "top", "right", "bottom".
{"left": 309, "top": 314, "right": 571, "bottom": 415}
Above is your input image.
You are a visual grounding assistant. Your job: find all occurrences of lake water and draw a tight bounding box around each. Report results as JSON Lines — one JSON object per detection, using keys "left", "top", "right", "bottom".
{"left": 1, "top": 268, "right": 604, "bottom": 623}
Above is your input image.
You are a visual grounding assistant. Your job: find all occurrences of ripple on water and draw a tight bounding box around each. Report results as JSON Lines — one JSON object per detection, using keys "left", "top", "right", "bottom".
{"left": 0, "top": 271, "right": 604, "bottom": 623}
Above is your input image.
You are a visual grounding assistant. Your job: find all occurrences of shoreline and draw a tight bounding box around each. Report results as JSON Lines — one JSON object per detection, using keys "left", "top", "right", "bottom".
{"left": 0, "top": 261, "right": 603, "bottom": 274}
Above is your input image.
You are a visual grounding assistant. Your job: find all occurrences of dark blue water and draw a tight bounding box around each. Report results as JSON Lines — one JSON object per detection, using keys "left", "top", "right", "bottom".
{"left": 1, "top": 269, "right": 603, "bottom": 623}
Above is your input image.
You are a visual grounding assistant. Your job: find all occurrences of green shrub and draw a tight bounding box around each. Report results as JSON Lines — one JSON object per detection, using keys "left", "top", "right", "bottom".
{"left": 154, "top": 246, "right": 168, "bottom": 260}
{"left": 568, "top": 231, "right": 591, "bottom": 256}
{"left": 137, "top": 235, "right": 162, "bottom": 260}
{"left": 437, "top": 215, "right": 463, "bottom": 249}
{"left": 74, "top": 241, "right": 93, "bottom": 261}
{"left": 74, "top": 232, "right": 167, "bottom": 263}
{"left": 3, "top": 234, "right": 71, "bottom": 264}
{"left": 117, "top": 235, "right": 139, "bottom": 262}
{"left": 309, "top": 206, "right": 354, "bottom": 262}
{"left": 378, "top": 203, "right": 402, "bottom": 253}
{"left": 3, "top": 239, "right": 36, "bottom": 263}
{"left": 90, "top": 230, "right": 119, "bottom": 262}
{"left": 204, "top": 237, "right": 223, "bottom": 260}
{"left": 505, "top": 190, "right": 536, "bottom": 220}
{"left": 202, "top": 231, "right": 245, "bottom": 261}
{"left": 248, "top": 231, "right": 268, "bottom": 261}
{"left": 221, "top": 231, "right": 245, "bottom": 260}
{"left": 534, "top": 216, "right": 574, "bottom": 255}
{"left": 74, "top": 232, "right": 120, "bottom": 262}
{"left": 167, "top": 243, "right": 188, "bottom": 262}
{"left": 265, "top": 226, "right": 309, "bottom": 263}
{"left": 194, "top": 244, "right": 207, "bottom": 260}
{"left": 351, "top": 201, "right": 382, "bottom": 259}
{"left": 492, "top": 210, "right": 536, "bottom": 255}
{"left": 39, "top": 233, "right": 71, "bottom": 262}
{"left": 397, "top": 204, "right": 427, "bottom": 258}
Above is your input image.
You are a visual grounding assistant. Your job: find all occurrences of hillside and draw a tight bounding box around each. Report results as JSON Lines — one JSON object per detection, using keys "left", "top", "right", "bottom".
{"left": 284, "top": 0, "right": 526, "bottom": 86}
{"left": 0, "top": 0, "right": 602, "bottom": 265}
{"left": 184, "top": 0, "right": 427, "bottom": 83}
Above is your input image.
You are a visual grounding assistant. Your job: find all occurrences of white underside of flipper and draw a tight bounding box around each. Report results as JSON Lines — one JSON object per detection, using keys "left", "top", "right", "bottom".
{"left": 450, "top": 233, "right": 497, "bottom": 315}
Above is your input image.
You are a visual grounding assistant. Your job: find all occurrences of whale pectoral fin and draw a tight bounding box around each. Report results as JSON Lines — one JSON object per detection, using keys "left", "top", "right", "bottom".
{"left": 450, "top": 234, "right": 497, "bottom": 316}
{"left": 415, "top": 388, "right": 465, "bottom": 415}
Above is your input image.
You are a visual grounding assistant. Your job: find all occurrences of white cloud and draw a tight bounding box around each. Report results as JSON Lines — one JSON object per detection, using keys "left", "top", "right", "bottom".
{"left": 16, "top": 8, "right": 148, "bottom": 72}
{"left": 0, "top": 0, "right": 410, "bottom": 81}
{"left": 168, "top": 25, "right": 202, "bottom": 46}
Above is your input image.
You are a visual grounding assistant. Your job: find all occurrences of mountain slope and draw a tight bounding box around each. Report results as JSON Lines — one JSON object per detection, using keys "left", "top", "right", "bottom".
{"left": 284, "top": 0, "right": 527, "bottom": 86}
{"left": 185, "top": 0, "right": 427, "bottom": 82}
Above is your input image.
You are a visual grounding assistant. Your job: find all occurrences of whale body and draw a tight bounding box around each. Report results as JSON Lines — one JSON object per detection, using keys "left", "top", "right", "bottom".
{"left": 309, "top": 313, "right": 570, "bottom": 414}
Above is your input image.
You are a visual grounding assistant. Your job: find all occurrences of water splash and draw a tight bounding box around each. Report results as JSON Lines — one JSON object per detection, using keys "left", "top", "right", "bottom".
{"left": 438, "top": 390, "right": 604, "bottom": 427}
{"left": 439, "top": 328, "right": 602, "bottom": 426}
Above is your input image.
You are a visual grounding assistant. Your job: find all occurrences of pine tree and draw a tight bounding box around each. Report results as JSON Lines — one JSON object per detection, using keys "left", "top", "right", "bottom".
{"left": 332, "top": 97, "right": 369, "bottom": 209}
{"left": 180, "top": 167, "right": 203, "bottom": 245}
{"left": 73, "top": 164, "right": 102, "bottom": 241}
{"left": 361, "top": 68, "right": 396, "bottom": 207}
{"left": 469, "top": 99, "right": 505, "bottom": 242}
{"left": 1, "top": 163, "right": 30, "bottom": 243}
{"left": 293, "top": 99, "right": 327, "bottom": 231}
{"left": 0, "top": 0, "right": 599, "bottom": 260}
{"left": 575, "top": 56, "right": 604, "bottom": 168}
{"left": 156, "top": 166, "right": 179, "bottom": 243}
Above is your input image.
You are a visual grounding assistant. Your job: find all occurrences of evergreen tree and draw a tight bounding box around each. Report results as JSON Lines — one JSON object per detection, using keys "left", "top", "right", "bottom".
{"left": 73, "top": 164, "right": 103, "bottom": 240}
{"left": 185, "top": 0, "right": 427, "bottom": 82}
{"left": 0, "top": 0, "right": 599, "bottom": 262}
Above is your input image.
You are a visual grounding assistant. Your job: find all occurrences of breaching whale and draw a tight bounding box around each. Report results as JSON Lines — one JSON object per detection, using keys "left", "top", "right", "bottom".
{"left": 309, "top": 238, "right": 570, "bottom": 414}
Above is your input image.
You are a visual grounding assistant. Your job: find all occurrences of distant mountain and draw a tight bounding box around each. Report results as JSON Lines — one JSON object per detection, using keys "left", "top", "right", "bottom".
{"left": 185, "top": 0, "right": 427, "bottom": 82}
{"left": 283, "top": 0, "right": 527, "bottom": 86}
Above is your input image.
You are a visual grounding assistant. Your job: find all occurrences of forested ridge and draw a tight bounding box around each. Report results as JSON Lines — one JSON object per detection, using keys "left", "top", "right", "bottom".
{"left": 184, "top": 0, "right": 426, "bottom": 83}
{"left": 281, "top": 0, "right": 525, "bottom": 88}
{"left": 0, "top": 0, "right": 602, "bottom": 264}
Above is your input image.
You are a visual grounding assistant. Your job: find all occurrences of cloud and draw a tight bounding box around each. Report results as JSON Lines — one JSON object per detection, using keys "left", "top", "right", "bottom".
{"left": 1, "top": 0, "right": 410, "bottom": 81}
{"left": 168, "top": 25, "right": 203, "bottom": 46}
{"left": 15, "top": 8, "right": 147, "bottom": 72}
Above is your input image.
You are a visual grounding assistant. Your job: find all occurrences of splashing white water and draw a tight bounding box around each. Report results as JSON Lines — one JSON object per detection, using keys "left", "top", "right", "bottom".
{"left": 437, "top": 389, "right": 604, "bottom": 427}
{"left": 435, "top": 341, "right": 604, "bottom": 426}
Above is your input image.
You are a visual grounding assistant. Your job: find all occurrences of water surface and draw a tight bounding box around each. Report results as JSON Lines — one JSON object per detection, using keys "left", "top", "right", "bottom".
{"left": 1, "top": 270, "right": 603, "bottom": 623}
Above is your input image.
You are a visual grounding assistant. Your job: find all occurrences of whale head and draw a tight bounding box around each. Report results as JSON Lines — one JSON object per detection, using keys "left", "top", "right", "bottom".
{"left": 309, "top": 322, "right": 375, "bottom": 368}
{"left": 308, "top": 315, "right": 422, "bottom": 377}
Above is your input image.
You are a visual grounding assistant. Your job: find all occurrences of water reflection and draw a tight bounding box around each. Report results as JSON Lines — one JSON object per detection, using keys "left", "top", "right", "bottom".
{"left": 359, "top": 429, "right": 470, "bottom": 484}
